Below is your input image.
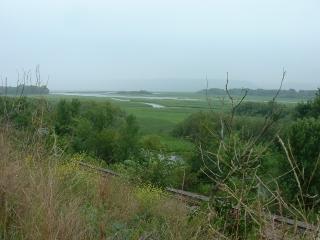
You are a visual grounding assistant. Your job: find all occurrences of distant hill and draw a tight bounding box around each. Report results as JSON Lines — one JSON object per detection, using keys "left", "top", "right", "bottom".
{"left": 197, "top": 88, "right": 317, "bottom": 99}
{"left": 0, "top": 85, "right": 49, "bottom": 95}
{"left": 116, "top": 90, "right": 152, "bottom": 95}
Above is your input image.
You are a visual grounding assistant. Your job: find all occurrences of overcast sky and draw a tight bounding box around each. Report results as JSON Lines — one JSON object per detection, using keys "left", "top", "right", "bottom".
{"left": 0, "top": 0, "right": 319, "bottom": 91}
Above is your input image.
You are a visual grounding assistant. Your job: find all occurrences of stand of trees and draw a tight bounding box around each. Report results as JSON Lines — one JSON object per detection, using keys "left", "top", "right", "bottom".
{"left": 198, "top": 88, "right": 316, "bottom": 99}
{"left": 0, "top": 85, "right": 49, "bottom": 95}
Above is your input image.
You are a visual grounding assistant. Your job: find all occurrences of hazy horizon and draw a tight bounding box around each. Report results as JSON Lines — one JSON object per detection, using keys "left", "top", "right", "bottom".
{"left": 48, "top": 78, "right": 315, "bottom": 92}
{"left": 1, "top": 0, "right": 319, "bottom": 91}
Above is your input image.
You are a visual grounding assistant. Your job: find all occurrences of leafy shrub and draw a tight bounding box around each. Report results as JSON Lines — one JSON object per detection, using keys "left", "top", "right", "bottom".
{"left": 54, "top": 99, "right": 73, "bottom": 134}
{"left": 114, "top": 151, "right": 186, "bottom": 187}
{"left": 294, "top": 88, "right": 320, "bottom": 119}
{"left": 172, "top": 111, "right": 220, "bottom": 146}
{"left": 279, "top": 117, "right": 320, "bottom": 208}
{"left": 140, "top": 135, "right": 165, "bottom": 151}
{"left": 52, "top": 99, "right": 140, "bottom": 163}
{"left": 235, "top": 101, "right": 289, "bottom": 118}
{"left": 0, "top": 96, "right": 49, "bottom": 129}
{"left": 173, "top": 111, "right": 280, "bottom": 145}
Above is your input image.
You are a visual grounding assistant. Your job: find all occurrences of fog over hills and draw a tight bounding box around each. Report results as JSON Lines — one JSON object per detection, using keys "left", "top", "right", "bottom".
{"left": 49, "top": 77, "right": 317, "bottom": 92}
{"left": 1, "top": 0, "right": 319, "bottom": 91}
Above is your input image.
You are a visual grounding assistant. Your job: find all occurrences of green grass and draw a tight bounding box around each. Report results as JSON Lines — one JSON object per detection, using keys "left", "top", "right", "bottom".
{"left": 125, "top": 107, "right": 198, "bottom": 134}
{"left": 151, "top": 134, "right": 195, "bottom": 153}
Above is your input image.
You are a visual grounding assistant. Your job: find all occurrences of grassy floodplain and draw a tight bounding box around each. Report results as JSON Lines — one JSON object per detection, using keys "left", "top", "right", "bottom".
{"left": 48, "top": 91, "right": 299, "bottom": 132}
{"left": 46, "top": 90, "right": 299, "bottom": 154}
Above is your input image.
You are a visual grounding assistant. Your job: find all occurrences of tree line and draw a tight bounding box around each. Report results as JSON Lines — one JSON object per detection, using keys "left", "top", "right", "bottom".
{"left": 0, "top": 85, "right": 49, "bottom": 95}
{"left": 198, "top": 87, "right": 316, "bottom": 99}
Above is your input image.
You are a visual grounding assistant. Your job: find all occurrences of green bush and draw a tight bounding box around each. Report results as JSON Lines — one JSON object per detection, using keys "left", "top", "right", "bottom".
{"left": 294, "top": 88, "right": 320, "bottom": 119}
{"left": 172, "top": 111, "right": 220, "bottom": 146}
{"left": 279, "top": 117, "right": 320, "bottom": 208}
{"left": 114, "top": 151, "right": 187, "bottom": 187}
{"left": 53, "top": 99, "right": 140, "bottom": 163}
{"left": 0, "top": 96, "right": 47, "bottom": 129}
{"left": 173, "top": 111, "right": 281, "bottom": 145}
{"left": 54, "top": 99, "right": 73, "bottom": 134}
{"left": 140, "top": 135, "right": 165, "bottom": 151}
{"left": 235, "top": 101, "right": 289, "bottom": 118}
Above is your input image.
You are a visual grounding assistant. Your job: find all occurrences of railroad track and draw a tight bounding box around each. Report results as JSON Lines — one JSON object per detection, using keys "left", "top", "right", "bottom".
{"left": 78, "top": 161, "right": 318, "bottom": 233}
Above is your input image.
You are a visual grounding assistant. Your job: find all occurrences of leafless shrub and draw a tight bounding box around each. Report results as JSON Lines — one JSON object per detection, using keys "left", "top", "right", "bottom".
{"left": 201, "top": 70, "right": 318, "bottom": 239}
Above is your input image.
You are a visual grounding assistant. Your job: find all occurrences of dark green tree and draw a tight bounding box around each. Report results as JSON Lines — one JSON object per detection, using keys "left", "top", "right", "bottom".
{"left": 294, "top": 88, "right": 320, "bottom": 119}
{"left": 70, "top": 98, "right": 81, "bottom": 117}
{"left": 279, "top": 118, "right": 320, "bottom": 208}
{"left": 55, "top": 100, "right": 72, "bottom": 135}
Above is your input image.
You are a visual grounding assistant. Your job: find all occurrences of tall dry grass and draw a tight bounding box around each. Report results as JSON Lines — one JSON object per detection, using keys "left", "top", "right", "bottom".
{"left": 0, "top": 129, "right": 88, "bottom": 239}
{"left": 0, "top": 128, "right": 213, "bottom": 240}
